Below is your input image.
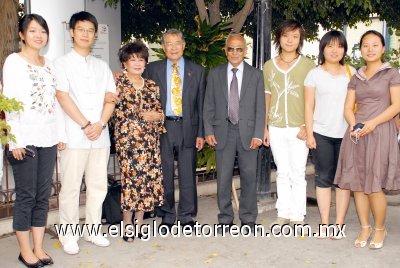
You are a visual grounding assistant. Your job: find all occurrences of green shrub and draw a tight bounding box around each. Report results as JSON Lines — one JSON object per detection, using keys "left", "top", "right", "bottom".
{"left": 0, "top": 93, "right": 23, "bottom": 145}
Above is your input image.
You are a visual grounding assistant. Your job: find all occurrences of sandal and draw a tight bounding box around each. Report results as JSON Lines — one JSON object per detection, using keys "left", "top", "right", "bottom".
{"left": 369, "top": 227, "right": 387, "bottom": 250}
{"left": 330, "top": 224, "right": 346, "bottom": 240}
{"left": 314, "top": 225, "right": 329, "bottom": 239}
{"left": 122, "top": 235, "right": 134, "bottom": 243}
{"left": 354, "top": 225, "right": 371, "bottom": 248}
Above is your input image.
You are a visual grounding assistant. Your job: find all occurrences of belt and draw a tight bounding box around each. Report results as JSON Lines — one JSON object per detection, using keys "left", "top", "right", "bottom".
{"left": 166, "top": 116, "right": 183, "bottom": 121}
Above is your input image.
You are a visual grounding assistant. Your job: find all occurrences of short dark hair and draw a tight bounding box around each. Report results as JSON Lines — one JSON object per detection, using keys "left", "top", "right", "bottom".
{"left": 318, "top": 30, "right": 348, "bottom": 65}
{"left": 360, "top": 30, "right": 385, "bottom": 47}
{"left": 69, "top": 11, "right": 98, "bottom": 32}
{"left": 118, "top": 40, "right": 149, "bottom": 64}
{"left": 274, "top": 19, "right": 305, "bottom": 55}
{"left": 19, "top": 14, "right": 49, "bottom": 45}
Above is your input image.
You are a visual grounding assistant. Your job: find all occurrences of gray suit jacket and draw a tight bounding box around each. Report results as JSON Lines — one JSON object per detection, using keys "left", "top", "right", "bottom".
{"left": 203, "top": 62, "right": 265, "bottom": 150}
{"left": 144, "top": 58, "right": 205, "bottom": 148}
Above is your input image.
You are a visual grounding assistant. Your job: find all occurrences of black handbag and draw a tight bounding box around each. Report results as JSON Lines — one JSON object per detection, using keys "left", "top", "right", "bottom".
{"left": 102, "top": 176, "right": 122, "bottom": 224}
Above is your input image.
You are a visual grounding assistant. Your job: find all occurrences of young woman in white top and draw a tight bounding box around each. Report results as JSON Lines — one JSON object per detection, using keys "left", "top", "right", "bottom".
{"left": 304, "top": 30, "right": 354, "bottom": 238}
{"left": 3, "top": 14, "right": 65, "bottom": 267}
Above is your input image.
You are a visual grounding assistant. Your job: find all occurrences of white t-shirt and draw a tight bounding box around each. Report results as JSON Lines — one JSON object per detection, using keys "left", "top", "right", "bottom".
{"left": 304, "top": 65, "right": 355, "bottom": 138}
{"left": 54, "top": 49, "right": 116, "bottom": 149}
{"left": 2, "top": 53, "right": 66, "bottom": 149}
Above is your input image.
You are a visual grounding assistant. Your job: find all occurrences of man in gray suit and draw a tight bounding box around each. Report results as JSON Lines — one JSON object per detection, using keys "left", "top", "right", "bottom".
{"left": 203, "top": 34, "right": 265, "bottom": 232}
{"left": 144, "top": 29, "right": 205, "bottom": 231}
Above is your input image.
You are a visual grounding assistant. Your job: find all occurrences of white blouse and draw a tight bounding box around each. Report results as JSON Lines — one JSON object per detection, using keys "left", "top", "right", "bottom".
{"left": 2, "top": 53, "right": 66, "bottom": 150}
{"left": 304, "top": 65, "right": 355, "bottom": 138}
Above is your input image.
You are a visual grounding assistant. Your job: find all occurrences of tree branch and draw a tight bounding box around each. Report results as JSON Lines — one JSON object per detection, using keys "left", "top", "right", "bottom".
{"left": 195, "top": 0, "right": 210, "bottom": 24}
{"left": 208, "top": 0, "right": 221, "bottom": 26}
{"left": 227, "top": 0, "right": 254, "bottom": 33}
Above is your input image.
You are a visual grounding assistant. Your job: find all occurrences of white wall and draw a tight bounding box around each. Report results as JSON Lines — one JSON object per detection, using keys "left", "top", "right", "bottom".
{"left": 29, "top": 0, "right": 121, "bottom": 71}
{"left": 30, "top": 0, "right": 84, "bottom": 61}
{"left": 85, "top": 0, "right": 121, "bottom": 71}
{"left": 346, "top": 17, "right": 385, "bottom": 55}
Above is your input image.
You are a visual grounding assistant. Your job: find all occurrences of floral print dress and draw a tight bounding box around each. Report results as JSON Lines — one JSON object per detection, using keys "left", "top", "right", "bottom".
{"left": 113, "top": 74, "right": 166, "bottom": 212}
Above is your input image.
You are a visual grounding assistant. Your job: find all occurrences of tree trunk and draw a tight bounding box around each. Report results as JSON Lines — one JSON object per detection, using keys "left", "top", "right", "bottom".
{"left": 195, "top": 0, "right": 209, "bottom": 24}
{"left": 229, "top": 0, "right": 254, "bottom": 33}
{"left": 208, "top": 0, "right": 221, "bottom": 26}
{"left": 0, "top": 0, "right": 19, "bottom": 81}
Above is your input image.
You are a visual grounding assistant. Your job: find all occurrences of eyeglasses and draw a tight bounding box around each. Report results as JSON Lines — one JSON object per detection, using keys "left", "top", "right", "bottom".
{"left": 75, "top": 27, "right": 96, "bottom": 35}
{"left": 165, "top": 41, "right": 184, "bottom": 48}
{"left": 227, "top": 47, "right": 244, "bottom": 53}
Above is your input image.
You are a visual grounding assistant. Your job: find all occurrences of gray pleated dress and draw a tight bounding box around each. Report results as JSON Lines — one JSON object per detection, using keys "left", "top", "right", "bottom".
{"left": 334, "top": 63, "right": 400, "bottom": 194}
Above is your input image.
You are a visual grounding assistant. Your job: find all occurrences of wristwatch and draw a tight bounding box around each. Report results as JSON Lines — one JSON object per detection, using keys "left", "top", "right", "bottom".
{"left": 100, "top": 120, "right": 107, "bottom": 130}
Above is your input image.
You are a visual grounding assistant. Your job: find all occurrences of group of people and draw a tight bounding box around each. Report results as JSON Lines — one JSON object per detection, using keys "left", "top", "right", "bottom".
{"left": 264, "top": 20, "right": 400, "bottom": 251}
{"left": 2, "top": 10, "right": 400, "bottom": 268}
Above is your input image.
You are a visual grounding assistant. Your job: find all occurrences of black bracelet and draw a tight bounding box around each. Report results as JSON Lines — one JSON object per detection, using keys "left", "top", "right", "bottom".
{"left": 81, "top": 121, "right": 91, "bottom": 130}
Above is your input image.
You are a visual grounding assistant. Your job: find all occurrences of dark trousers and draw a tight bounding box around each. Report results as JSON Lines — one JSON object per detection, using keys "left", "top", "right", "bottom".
{"left": 9, "top": 145, "right": 57, "bottom": 231}
{"left": 160, "top": 120, "right": 197, "bottom": 224}
{"left": 216, "top": 123, "right": 258, "bottom": 224}
{"left": 312, "top": 132, "right": 342, "bottom": 188}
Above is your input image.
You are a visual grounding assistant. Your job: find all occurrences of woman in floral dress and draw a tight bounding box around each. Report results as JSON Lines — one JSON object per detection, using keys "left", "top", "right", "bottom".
{"left": 113, "top": 41, "right": 165, "bottom": 242}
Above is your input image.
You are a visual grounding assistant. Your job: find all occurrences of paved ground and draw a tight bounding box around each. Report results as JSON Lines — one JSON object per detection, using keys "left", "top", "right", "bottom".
{"left": 1, "top": 177, "right": 399, "bottom": 268}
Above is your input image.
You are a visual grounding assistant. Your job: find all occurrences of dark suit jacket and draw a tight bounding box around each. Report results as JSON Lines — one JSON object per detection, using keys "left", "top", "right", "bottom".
{"left": 144, "top": 58, "right": 206, "bottom": 148}
{"left": 203, "top": 62, "right": 265, "bottom": 150}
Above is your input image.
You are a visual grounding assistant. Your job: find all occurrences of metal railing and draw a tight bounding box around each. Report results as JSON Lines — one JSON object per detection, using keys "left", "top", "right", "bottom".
{"left": 0, "top": 152, "right": 219, "bottom": 220}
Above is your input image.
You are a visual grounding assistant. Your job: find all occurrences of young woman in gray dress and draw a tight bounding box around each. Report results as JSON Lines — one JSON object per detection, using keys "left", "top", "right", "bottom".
{"left": 334, "top": 30, "right": 400, "bottom": 249}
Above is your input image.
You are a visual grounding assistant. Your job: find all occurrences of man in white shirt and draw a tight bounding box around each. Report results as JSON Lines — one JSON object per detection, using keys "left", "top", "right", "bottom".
{"left": 55, "top": 11, "right": 116, "bottom": 255}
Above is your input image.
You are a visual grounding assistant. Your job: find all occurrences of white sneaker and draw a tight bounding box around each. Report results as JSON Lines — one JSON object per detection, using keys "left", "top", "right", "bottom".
{"left": 62, "top": 240, "right": 80, "bottom": 255}
{"left": 84, "top": 235, "right": 110, "bottom": 247}
{"left": 269, "top": 217, "right": 290, "bottom": 229}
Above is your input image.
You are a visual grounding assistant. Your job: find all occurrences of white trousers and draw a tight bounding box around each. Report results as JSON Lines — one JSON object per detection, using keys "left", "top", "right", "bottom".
{"left": 58, "top": 148, "right": 109, "bottom": 243}
{"left": 269, "top": 126, "right": 309, "bottom": 221}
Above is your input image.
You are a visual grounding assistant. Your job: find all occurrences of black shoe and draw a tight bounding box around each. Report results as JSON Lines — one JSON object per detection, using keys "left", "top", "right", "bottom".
{"left": 158, "top": 222, "right": 174, "bottom": 235}
{"left": 18, "top": 254, "right": 44, "bottom": 268}
{"left": 182, "top": 220, "right": 196, "bottom": 227}
{"left": 216, "top": 222, "right": 234, "bottom": 235}
{"left": 241, "top": 222, "right": 257, "bottom": 235}
{"left": 143, "top": 211, "right": 156, "bottom": 219}
{"left": 32, "top": 250, "right": 53, "bottom": 266}
{"left": 122, "top": 235, "right": 135, "bottom": 242}
{"left": 181, "top": 221, "right": 196, "bottom": 234}
{"left": 39, "top": 256, "right": 53, "bottom": 266}
{"left": 136, "top": 232, "right": 149, "bottom": 240}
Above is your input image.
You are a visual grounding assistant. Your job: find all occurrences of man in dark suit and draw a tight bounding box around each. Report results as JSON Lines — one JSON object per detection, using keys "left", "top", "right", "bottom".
{"left": 144, "top": 29, "right": 205, "bottom": 230}
{"left": 203, "top": 34, "right": 265, "bottom": 232}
